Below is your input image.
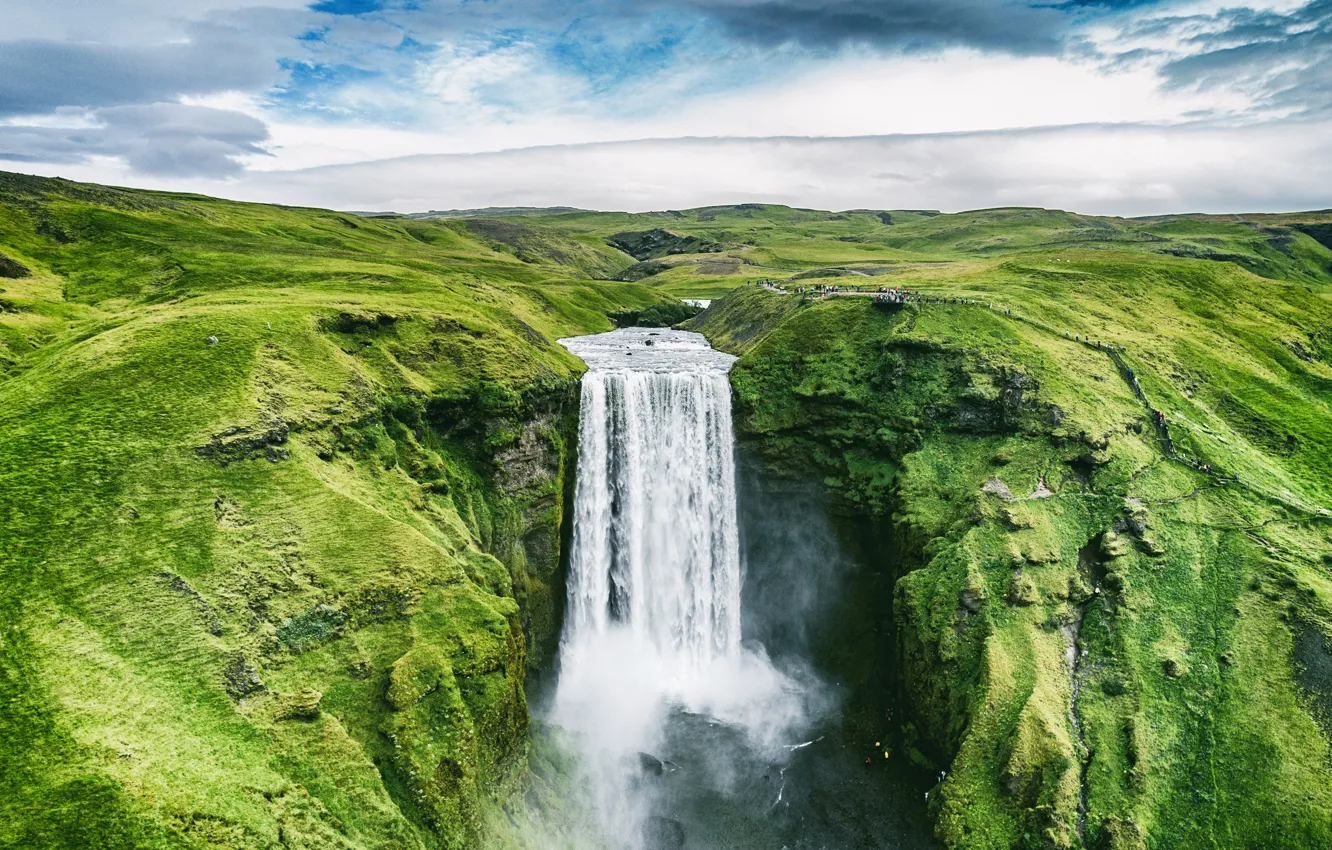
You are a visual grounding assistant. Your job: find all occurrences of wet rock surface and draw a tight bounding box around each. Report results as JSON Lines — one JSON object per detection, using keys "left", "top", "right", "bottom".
{"left": 643, "top": 815, "right": 685, "bottom": 850}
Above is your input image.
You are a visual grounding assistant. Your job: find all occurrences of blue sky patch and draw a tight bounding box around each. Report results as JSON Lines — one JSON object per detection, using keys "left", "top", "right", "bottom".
{"left": 311, "top": 0, "right": 386, "bottom": 16}
{"left": 269, "top": 59, "right": 381, "bottom": 111}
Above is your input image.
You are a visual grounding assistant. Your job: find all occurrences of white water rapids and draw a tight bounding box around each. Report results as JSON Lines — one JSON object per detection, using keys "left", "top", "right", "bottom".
{"left": 551, "top": 327, "right": 805, "bottom": 848}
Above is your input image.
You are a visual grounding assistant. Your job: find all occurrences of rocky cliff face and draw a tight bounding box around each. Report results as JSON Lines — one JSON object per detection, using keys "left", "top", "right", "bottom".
{"left": 692, "top": 285, "right": 1332, "bottom": 850}
{"left": 300, "top": 363, "right": 583, "bottom": 849}
{"left": 606, "top": 228, "right": 723, "bottom": 260}
{"left": 491, "top": 389, "right": 580, "bottom": 675}
{"left": 1, "top": 314, "right": 581, "bottom": 850}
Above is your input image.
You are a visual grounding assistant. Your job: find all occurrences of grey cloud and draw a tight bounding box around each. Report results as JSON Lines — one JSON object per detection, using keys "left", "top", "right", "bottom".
{"left": 357, "top": 0, "right": 1072, "bottom": 57}
{"left": 0, "top": 11, "right": 304, "bottom": 117}
{"left": 677, "top": 0, "right": 1067, "bottom": 54}
{"left": 871, "top": 171, "right": 925, "bottom": 183}
{"left": 1157, "top": 1, "right": 1332, "bottom": 116}
{"left": 1102, "top": 46, "right": 1163, "bottom": 69}
{"left": 0, "top": 104, "right": 269, "bottom": 177}
{"left": 0, "top": 0, "right": 313, "bottom": 43}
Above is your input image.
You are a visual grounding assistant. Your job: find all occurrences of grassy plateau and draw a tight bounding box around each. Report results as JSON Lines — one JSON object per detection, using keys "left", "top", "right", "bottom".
{"left": 2, "top": 175, "right": 1331, "bottom": 850}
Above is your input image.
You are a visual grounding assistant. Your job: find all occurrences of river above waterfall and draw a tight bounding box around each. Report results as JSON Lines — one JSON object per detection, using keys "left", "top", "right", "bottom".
{"left": 560, "top": 326, "right": 736, "bottom": 374}
{"left": 547, "top": 327, "right": 934, "bottom": 850}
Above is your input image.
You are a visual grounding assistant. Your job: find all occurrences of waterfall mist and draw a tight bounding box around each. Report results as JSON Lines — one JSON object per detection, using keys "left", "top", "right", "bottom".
{"left": 539, "top": 327, "right": 933, "bottom": 850}
{"left": 550, "top": 328, "right": 818, "bottom": 849}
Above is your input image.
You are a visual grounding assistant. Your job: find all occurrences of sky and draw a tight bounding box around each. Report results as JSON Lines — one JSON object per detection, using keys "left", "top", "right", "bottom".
{"left": 2, "top": 0, "right": 1331, "bottom": 215}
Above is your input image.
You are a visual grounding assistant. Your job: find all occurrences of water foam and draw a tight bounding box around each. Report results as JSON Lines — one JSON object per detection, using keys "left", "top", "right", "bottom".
{"left": 552, "top": 328, "right": 803, "bottom": 847}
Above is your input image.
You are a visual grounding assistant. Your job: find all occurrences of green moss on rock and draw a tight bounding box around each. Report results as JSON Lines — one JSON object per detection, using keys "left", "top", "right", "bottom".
{"left": 693, "top": 279, "right": 1332, "bottom": 849}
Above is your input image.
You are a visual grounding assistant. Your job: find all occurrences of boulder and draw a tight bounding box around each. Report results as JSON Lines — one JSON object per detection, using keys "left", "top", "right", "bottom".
{"left": 275, "top": 689, "right": 323, "bottom": 721}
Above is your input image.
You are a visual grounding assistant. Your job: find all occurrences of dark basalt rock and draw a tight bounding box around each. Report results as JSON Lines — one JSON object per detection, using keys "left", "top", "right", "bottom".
{"left": 0, "top": 252, "right": 30, "bottom": 278}
{"left": 638, "top": 751, "right": 665, "bottom": 776}
{"left": 196, "top": 419, "right": 290, "bottom": 465}
{"left": 614, "top": 260, "right": 672, "bottom": 281}
{"left": 608, "top": 228, "right": 722, "bottom": 261}
{"left": 642, "top": 816, "right": 685, "bottom": 850}
{"left": 608, "top": 303, "right": 701, "bottom": 329}
{"left": 224, "top": 654, "right": 265, "bottom": 700}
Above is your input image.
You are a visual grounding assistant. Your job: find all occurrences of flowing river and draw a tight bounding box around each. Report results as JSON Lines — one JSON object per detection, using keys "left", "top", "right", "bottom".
{"left": 550, "top": 327, "right": 934, "bottom": 850}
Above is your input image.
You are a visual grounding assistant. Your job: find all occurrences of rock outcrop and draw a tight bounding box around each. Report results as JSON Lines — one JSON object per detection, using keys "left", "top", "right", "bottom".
{"left": 607, "top": 228, "right": 722, "bottom": 260}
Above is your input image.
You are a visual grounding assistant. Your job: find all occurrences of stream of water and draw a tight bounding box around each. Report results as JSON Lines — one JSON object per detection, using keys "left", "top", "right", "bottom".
{"left": 550, "top": 327, "right": 933, "bottom": 850}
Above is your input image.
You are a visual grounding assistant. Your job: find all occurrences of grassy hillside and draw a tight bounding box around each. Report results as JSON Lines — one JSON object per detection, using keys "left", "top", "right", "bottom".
{"left": 691, "top": 243, "right": 1332, "bottom": 848}
{"left": 477, "top": 203, "right": 1332, "bottom": 301}
{"left": 0, "top": 172, "right": 668, "bottom": 850}
{"left": 4, "top": 169, "right": 1332, "bottom": 850}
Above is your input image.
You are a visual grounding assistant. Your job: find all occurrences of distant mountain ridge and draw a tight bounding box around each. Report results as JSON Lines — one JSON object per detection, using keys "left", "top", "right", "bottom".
{"left": 348, "top": 206, "right": 588, "bottom": 219}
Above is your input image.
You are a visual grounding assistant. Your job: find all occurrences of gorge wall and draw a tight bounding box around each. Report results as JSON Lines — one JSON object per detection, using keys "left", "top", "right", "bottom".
{"left": 690, "top": 284, "right": 1332, "bottom": 850}
{"left": 2, "top": 308, "right": 591, "bottom": 850}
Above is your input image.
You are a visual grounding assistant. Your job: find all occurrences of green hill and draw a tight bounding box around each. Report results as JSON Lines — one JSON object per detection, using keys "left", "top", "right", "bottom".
{"left": 0, "top": 171, "right": 667, "bottom": 850}
{"left": 691, "top": 248, "right": 1332, "bottom": 848}
{"left": 481, "top": 203, "right": 1332, "bottom": 300}
{"left": 2, "top": 170, "right": 1331, "bottom": 850}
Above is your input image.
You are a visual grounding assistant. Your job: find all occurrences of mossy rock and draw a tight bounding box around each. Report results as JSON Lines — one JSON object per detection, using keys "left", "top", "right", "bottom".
{"left": 1007, "top": 571, "right": 1040, "bottom": 606}
{"left": 0, "top": 252, "right": 29, "bottom": 278}
{"left": 274, "top": 689, "right": 324, "bottom": 721}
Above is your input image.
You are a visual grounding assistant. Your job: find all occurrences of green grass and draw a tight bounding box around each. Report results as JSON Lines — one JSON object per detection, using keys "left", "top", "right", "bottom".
{"left": 691, "top": 253, "right": 1332, "bottom": 848}
{"left": 0, "top": 171, "right": 670, "bottom": 850}
{"left": 3, "top": 170, "right": 1332, "bottom": 850}
{"left": 490, "top": 202, "right": 1332, "bottom": 301}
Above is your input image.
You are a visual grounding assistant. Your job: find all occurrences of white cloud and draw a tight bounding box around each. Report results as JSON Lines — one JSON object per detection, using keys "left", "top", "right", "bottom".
{"left": 3, "top": 0, "right": 1329, "bottom": 210}
{"left": 26, "top": 121, "right": 1331, "bottom": 217}
{"left": 0, "top": 0, "right": 313, "bottom": 44}
{"left": 418, "top": 40, "right": 551, "bottom": 105}
{"left": 201, "top": 45, "right": 1259, "bottom": 176}
{"left": 647, "top": 49, "right": 1256, "bottom": 136}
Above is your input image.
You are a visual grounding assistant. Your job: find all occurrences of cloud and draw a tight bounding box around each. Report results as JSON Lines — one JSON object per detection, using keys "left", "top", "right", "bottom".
{"left": 337, "top": 0, "right": 1090, "bottom": 56}
{"left": 0, "top": 4, "right": 305, "bottom": 177}
{"left": 0, "top": 104, "right": 269, "bottom": 177}
{"left": 0, "top": 40, "right": 267, "bottom": 117}
{"left": 0, "top": 12, "right": 302, "bottom": 117}
{"left": 265, "top": 0, "right": 1099, "bottom": 132}
{"left": 1110, "top": 1, "right": 1332, "bottom": 118}
{"left": 3, "top": 0, "right": 1330, "bottom": 199}
{"left": 0, "top": 0, "right": 313, "bottom": 43}
{"left": 183, "top": 123, "right": 1332, "bottom": 216}
{"left": 418, "top": 40, "right": 560, "bottom": 106}
{"left": 678, "top": 0, "right": 1069, "bottom": 54}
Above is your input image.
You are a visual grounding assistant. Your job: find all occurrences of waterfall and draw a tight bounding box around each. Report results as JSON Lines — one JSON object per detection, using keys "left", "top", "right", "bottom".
{"left": 533, "top": 327, "right": 927, "bottom": 850}
{"left": 564, "top": 342, "right": 742, "bottom": 670}
{"left": 551, "top": 327, "right": 803, "bottom": 849}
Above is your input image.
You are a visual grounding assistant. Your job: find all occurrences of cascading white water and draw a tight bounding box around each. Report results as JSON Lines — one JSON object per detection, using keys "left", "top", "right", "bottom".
{"left": 563, "top": 331, "right": 742, "bottom": 670}
{"left": 537, "top": 328, "right": 933, "bottom": 850}
{"left": 552, "top": 327, "right": 805, "bottom": 848}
